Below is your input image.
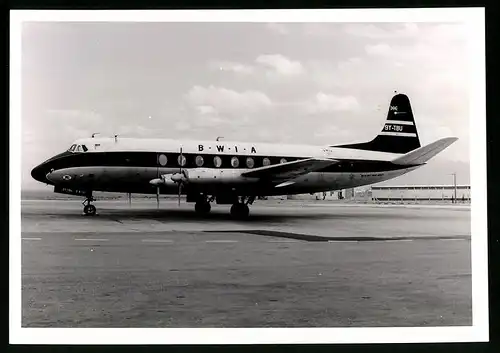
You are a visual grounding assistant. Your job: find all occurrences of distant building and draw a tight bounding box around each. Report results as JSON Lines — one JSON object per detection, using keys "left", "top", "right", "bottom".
{"left": 344, "top": 188, "right": 355, "bottom": 200}
{"left": 371, "top": 185, "right": 471, "bottom": 201}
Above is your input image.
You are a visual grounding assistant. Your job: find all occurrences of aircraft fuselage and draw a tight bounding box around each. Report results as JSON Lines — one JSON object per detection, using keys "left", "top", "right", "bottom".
{"left": 31, "top": 138, "right": 421, "bottom": 196}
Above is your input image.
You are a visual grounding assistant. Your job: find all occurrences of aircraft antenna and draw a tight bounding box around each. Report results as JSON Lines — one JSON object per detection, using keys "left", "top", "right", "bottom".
{"left": 114, "top": 134, "right": 118, "bottom": 142}
{"left": 216, "top": 136, "right": 224, "bottom": 141}
{"left": 92, "top": 133, "right": 100, "bottom": 138}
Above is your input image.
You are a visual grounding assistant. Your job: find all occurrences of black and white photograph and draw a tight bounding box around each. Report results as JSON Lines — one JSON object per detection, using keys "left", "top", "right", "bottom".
{"left": 10, "top": 8, "right": 488, "bottom": 344}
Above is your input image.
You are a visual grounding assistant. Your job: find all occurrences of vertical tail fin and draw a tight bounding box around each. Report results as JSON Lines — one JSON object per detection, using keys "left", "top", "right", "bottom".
{"left": 334, "top": 93, "right": 421, "bottom": 154}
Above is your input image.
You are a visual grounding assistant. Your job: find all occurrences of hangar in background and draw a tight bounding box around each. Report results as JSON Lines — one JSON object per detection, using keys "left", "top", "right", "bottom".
{"left": 371, "top": 185, "right": 471, "bottom": 202}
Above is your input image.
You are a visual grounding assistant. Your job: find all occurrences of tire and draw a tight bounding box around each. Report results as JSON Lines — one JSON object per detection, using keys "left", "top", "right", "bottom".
{"left": 195, "top": 201, "right": 211, "bottom": 214}
{"left": 84, "top": 204, "right": 96, "bottom": 216}
{"left": 230, "top": 203, "right": 249, "bottom": 219}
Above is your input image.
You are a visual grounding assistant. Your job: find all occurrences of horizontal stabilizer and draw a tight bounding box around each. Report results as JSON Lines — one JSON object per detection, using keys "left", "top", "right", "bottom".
{"left": 391, "top": 137, "right": 458, "bottom": 165}
{"left": 241, "top": 157, "right": 338, "bottom": 181}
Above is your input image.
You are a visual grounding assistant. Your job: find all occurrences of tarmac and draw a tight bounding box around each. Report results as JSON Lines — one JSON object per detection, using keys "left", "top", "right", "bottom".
{"left": 21, "top": 199, "right": 472, "bottom": 327}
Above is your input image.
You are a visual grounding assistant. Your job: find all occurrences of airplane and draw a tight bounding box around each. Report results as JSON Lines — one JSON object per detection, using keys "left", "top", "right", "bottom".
{"left": 31, "top": 93, "right": 458, "bottom": 219}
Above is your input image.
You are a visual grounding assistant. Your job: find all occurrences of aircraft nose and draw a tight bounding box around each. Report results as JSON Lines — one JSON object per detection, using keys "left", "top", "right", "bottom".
{"left": 31, "top": 163, "right": 48, "bottom": 183}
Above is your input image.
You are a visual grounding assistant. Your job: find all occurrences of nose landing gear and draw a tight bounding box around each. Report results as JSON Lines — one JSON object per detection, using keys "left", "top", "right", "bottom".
{"left": 82, "top": 194, "right": 97, "bottom": 216}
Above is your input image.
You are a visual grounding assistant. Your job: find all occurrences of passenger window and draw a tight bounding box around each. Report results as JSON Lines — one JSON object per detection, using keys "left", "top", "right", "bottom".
{"left": 214, "top": 156, "right": 222, "bottom": 168}
{"left": 231, "top": 156, "right": 240, "bottom": 168}
{"left": 262, "top": 157, "right": 271, "bottom": 166}
{"left": 178, "top": 155, "right": 187, "bottom": 166}
{"left": 195, "top": 155, "right": 204, "bottom": 167}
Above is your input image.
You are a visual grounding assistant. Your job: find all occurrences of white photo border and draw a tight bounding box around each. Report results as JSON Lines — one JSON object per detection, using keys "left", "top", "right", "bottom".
{"left": 9, "top": 8, "right": 487, "bottom": 344}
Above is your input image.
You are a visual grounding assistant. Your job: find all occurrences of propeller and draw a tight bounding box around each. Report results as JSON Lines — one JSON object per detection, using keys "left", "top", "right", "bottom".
{"left": 178, "top": 147, "right": 183, "bottom": 206}
{"left": 156, "top": 153, "right": 160, "bottom": 209}
{"left": 150, "top": 147, "right": 187, "bottom": 208}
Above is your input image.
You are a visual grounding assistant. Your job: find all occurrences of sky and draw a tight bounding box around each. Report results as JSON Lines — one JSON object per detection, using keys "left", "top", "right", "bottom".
{"left": 20, "top": 21, "right": 471, "bottom": 190}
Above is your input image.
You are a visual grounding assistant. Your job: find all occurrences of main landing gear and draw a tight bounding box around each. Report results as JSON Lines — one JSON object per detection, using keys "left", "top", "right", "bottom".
{"left": 194, "top": 195, "right": 212, "bottom": 215}
{"left": 230, "top": 196, "right": 255, "bottom": 220}
{"left": 82, "top": 193, "right": 97, "bottom": 216}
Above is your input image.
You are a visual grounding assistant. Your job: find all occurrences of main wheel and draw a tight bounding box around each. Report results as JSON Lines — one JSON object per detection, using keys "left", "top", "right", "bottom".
{"left": 195, "top": 201, "right": 211, "bottom": 214}
{"left": 83, "top": 204, "right": 97, "bottom": 216}
{"left": 230, "top": 203, "right": 249, "bottom": 219}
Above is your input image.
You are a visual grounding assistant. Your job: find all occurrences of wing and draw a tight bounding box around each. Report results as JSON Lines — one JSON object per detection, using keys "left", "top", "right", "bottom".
{"left": 241, "top": 157, "right": 338, "bottom": 185}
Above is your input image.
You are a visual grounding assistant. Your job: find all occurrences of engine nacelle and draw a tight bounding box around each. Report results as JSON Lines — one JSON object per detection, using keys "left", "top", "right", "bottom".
{"left": 184, "top": 168, "right": 257, "bottom": 185}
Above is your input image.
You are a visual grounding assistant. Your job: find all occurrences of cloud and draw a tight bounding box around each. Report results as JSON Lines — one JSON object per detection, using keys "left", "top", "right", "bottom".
{"left": 420, "top": 23, "right": 466, "bottom": 44}
{"left": 213, "top": 61, "right": 254, "bottom": 74}
{"left": 301, "top": 23, "right": 341, "bottom": 37}
{"left": 174, "top": 120, "right": 191, "bottom": 131}
{"left": 305, "top": 93, "right": 360, "bottom": 114}
{"left": 365, "top": 43, "right": 393, "bottom": 56}
{"left": 266, "top": 23, "right": 289, "bottom": 35}
{"left": 211, "top": 54, "right": 306, "bottom": 80}
{"left": 196, "top": 105, "right": 217, "bottom": 115}
{"left": 337, "top": 57, "right": 363, "bottom": 70}
{"left": 45, "top": 109, "right": 101, "bottom": 123}
{"left": 301, "top": 23, "right": 419, "bottom": 39}
{"left": 116, "top": 125, "right": 157, "bottom": 137}
{"left": 343, "top": 23, "right": 419, "bottom": 39}
{"left": 255, "top": 54, "right": 304, "bottom": 76}
{"left": 313, "top": 125, "right": 356, "bottom": 142}
{"left": 185, "top": 85, "right": 272, "bottom": 115}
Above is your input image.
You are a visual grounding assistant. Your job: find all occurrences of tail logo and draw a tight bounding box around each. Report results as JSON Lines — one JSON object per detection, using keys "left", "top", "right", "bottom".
{"left": 389, "top": 105, "right": 398, "bottom": 111}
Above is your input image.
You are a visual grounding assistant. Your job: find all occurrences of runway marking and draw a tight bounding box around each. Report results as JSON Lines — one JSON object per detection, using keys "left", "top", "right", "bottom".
{"left": 74, "top": 238, "right": 109, "bottom": 242}
{"left": 141, "top": 239, "right": 174, "bottom": 243}
{"left": 205, "top": 240, "right": 239, "bottom": 243}
{"left": 22, "top": 237, "right": 41, "bottom": 241}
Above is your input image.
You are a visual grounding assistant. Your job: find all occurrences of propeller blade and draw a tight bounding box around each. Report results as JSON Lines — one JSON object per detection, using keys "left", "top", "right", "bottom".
{"left": 179, "top": 146, "right": 183, "bottom": 207}
{"left": 179, "top": 147, "right": 183, "bottom": 174}
{"left": 157, "top": 153, "right": 160, "bottom": 178}
{"left": 156, "top": 153, "right": 160, "bottom": 209}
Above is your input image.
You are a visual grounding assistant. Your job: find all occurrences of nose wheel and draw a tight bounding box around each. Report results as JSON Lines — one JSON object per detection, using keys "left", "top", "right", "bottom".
{"left": 82, "top": 194, "right": 97, "bottom": 216}
{"left": 83, "top": 204, "right": 97, "bottom": 216}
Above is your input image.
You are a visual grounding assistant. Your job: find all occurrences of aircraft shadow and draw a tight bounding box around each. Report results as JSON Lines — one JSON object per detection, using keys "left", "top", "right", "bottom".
{"left": 51, "top": 208, "right": 436, "bottom": 223}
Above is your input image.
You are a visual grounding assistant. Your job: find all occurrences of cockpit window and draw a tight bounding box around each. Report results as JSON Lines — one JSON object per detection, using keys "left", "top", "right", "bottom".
{"left": 68, "top": 144, "right": 89, "bottom": 153}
